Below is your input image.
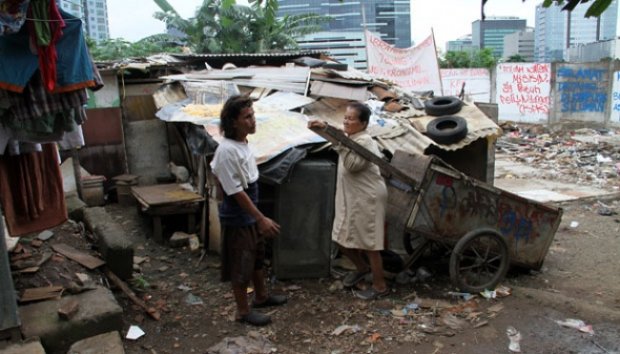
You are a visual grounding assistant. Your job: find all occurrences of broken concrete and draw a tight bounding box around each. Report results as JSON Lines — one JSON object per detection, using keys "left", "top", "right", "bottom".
{"left": 67, "top": 331, "right": 125, "bottom": 354}
{"left": 0, "top": 340, "right": 45, "bottom": 354}
{"left": 20, "top": 287, "right": 123, "bottom": 353}
{"left": 82, "top": 208, "right": 133, "bottom": 279}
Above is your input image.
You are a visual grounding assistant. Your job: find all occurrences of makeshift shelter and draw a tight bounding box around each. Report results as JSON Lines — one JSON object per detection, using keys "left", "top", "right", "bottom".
{"left": 152, "top": 56, "right": 502, "bottom": 279}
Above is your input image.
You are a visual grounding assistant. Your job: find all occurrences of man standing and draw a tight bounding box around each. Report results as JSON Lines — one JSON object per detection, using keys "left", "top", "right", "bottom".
{"left": 210, "top": 96, "right": 287, "bottom": 326}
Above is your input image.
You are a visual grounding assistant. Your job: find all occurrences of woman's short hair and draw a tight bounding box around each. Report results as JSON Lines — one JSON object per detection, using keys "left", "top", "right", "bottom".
{"left": 347, "top": 101, "right": 371, "bottom": 125}
{"left": 220, "top": 95, "right": 253, "bottom": 139}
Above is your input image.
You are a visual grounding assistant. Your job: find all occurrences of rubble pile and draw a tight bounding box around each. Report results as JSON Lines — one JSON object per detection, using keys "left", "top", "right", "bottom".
{"left": 497, "top": 123, "right": 620, "bottom": 189}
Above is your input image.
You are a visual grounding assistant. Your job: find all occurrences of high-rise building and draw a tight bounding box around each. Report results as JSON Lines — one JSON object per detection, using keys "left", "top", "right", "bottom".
{"left": 276, "top": 0, "right": 411, "bottom": 70}
{"left": 58, "top": 0, "right": 110, "bottom": 43}
{"left": 472, "top": 17, "right": 526, "bottom": 58}
{"left": 446, "top": 34, "right": 474, "bottom": 53}
{"left": 503, "top": 28, "right": 535, "bottom": 61}
{"left": 534, "top": 0, "right": 619, "bottom": 62}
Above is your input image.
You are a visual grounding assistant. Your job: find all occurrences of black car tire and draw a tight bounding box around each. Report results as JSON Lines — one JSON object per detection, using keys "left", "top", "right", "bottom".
{"left": 424, "top": 96, "right": 463, "bottom": 116}
{"left": 426, "top": 115, "right": 468, "bottom": 145}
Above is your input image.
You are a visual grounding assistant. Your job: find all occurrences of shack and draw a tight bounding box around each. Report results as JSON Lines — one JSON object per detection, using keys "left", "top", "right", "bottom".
{"left": 148, "top": 54, "right": 502, "bottom": 279}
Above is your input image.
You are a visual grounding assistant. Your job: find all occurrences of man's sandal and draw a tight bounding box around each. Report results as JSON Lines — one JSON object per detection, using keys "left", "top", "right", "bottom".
{"left": 252, "top": 294, "right": 288, "bottom": 308}
{"left": 236, "top": 310, "right": 272, "bottom": 326}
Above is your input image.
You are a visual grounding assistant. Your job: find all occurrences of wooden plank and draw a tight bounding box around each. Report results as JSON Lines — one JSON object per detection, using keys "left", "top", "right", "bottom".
{"left": 131, "top": 183, "right": 203, "bottom": 207}
{"left": 51, "top": 244, "right": 105, "bottom": 270}
{"left": 105, "top": 269, "right": 160, "bottom": 321}
{"left": 19, "top": 286, "right": 64, "bottom": 303}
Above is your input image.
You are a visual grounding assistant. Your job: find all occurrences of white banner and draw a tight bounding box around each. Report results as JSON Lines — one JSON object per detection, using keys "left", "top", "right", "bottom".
{"left": 496, "top": 63, "right": 551, "bottom": 123}
{"left": 440, "top": 68, "right": 491, "bottom": 103}
{"left": 365, "top": 30, "right": 442, "bottom": 94}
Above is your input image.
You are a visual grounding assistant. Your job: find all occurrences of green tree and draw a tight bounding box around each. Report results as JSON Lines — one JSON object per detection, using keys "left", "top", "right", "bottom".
{"left": 506, "top": 54, "right": 527, "bottom": 62}
{"left": 89, "top": 35, "right": 183, "bottom": 61}
{"left": 482, "top": 0, "right": 613, "bottom": 19}
{"left": 440, "top": 48, "right": 497, "bottom": 69}
{"left": 153, "top": 0, "right": 329, "bottom": 54}
{"left": 441, "top": 51, "right": 471, "bottom": 68}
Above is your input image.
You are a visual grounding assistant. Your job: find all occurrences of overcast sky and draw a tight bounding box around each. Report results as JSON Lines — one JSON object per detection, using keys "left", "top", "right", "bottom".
{"left": 107, "top": 0, "right": 539, "bottom": 51}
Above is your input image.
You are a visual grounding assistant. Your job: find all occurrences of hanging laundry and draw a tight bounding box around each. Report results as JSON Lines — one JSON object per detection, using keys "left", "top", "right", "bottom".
{"left": 0, "top": 9, "right": 96, "bottom": 93}
{"left": 0, "top": 0, "right": 30, "bottom": 36}
{"left": 0, "top": 143, "right": 67, "bottom": 236}
{"left": 27, "top": 0, "right": 64, "bottom": 92}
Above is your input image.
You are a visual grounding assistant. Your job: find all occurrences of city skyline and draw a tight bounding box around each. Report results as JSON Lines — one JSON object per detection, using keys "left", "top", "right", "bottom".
{"left": 106, "top": 0, "right": 538, "bottom": 51}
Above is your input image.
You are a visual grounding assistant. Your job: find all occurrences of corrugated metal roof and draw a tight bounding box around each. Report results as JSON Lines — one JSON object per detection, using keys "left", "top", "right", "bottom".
{"left": 172, "top": 50, "right": 324, "bottom": 59}
{"left": 161, "top": 67, "right": 310, "bottom": 94}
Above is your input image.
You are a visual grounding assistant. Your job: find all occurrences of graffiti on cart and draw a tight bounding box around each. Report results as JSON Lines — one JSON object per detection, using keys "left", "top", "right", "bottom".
{"left": 458, "top": 190, "right": 498, "bottom": 225}
{"left": 435, "top": 175, "right": 457, "bottom": 218}
{"left": 496, "top": 203, "right": 557, "bottom": 253}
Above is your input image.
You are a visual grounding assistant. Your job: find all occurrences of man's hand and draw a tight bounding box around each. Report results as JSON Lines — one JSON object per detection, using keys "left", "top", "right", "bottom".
{"left": 257, "top": 216, "right": 280, "bottom": 238}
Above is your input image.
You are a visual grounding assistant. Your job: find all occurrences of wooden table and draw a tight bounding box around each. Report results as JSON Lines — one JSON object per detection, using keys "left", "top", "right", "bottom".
{"left": 131, "top": 184, "right": 204, "bottom": 243}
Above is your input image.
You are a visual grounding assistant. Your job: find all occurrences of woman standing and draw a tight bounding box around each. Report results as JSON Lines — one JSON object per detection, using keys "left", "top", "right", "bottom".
{"left": 309, "top": 102, "right": 389, "bottom": 300}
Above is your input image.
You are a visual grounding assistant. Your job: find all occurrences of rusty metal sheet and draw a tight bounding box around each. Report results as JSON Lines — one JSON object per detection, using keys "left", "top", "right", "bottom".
{"left": 123, "top": 96, "right": 157, "bottom": 122}
{"left": 83, "top": 108, "right": 123, "bottom": 145}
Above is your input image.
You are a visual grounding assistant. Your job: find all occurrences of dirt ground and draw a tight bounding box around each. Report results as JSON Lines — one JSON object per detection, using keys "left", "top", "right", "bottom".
{"left": 8, "top": 194, "right": 620, "bottom": 354}
{"left": 7, "top": 123, "right": 620, "bottom": 353}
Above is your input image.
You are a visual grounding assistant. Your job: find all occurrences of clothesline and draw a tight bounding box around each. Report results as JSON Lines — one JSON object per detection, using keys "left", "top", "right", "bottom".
{"left": 24, "top": 17, "right": 83, "bottom": 22}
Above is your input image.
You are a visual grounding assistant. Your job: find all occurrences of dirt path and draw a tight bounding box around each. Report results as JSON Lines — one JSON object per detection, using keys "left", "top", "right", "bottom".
{"left": 103, "top": 199, "right": 619, "bottom": 354}
{"left": 8, "top": 197, "right": 619, "bottom": 354}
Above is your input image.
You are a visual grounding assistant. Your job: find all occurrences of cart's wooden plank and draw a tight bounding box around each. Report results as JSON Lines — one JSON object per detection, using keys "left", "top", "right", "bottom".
{"left": 51, "top": 244, "right": 105, "bottom": 270}
{"left": 309, "top": 124, "right": 419, "bottom": 188}
{"left": 19, "top": 286, "right": 63, "bottom": 303}
{"left": 131, "top": 184, "right": 203, "bottom": 207}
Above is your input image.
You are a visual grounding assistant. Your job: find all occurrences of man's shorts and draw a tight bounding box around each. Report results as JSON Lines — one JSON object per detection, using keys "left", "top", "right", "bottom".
{"left": 221, "top": 224, "right": 265, "bottom": 286}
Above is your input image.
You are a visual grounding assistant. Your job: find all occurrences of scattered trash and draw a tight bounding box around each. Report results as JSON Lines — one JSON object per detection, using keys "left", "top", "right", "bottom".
{"left": 126, "top": 325, "right": 145, "bottom": 340}
{"left": 185, "top": 293, "right": 204, "bottom": 305}
{"left": 328, "top": 280, "right": 344, "bottom": 292}
{"left": 495, "top": 285, "right": 512, "bottom": 298}
{"left": 177, "top": 284, "right": 192, "bottom": 292}
{"left": 416, "top": 267, "right": 432, "bottom": 282}
{"left": 331, "top": 324, "right": 361, "bottom": 336}
{"left": 440, "top": 313, "right": 468, "bottom": 330}
{"left": 506, "top": 326, "right": 522, "bottom": 352}
{"left": 555, "top": 318, "right": 594, "bottom": 335}
{"left": 207, "top": 332, "right": 275, "bottom": 354}
{"left": 447, "top": 291, "right": 474, "bottom": 301}
{"left": 596, "top": 154, "right": 612, "bottom": 163}
{"left": 37, "top": 230, "right": 54, "bottom": 241}
{"left": 369, "top": 332, "right": 381, "bottom": 343}
{"left": 569, "top": 221, "right": 579, "bottom": 228}
{"left": 480, "top": 289, "right": 496, "bottom": 299}
{"left": 189, "top": 234, "right": 200, "bottom": 251}
{"left": 284, "top": 285, "right": 302, "bottom": 291}
{"left": 596, "top": 201, "right": 617, "bottom": 216}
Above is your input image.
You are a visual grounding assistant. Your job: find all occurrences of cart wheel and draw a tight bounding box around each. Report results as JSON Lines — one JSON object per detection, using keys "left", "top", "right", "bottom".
{"left": 449, "top": 228, "right": 509, "bottom": 293}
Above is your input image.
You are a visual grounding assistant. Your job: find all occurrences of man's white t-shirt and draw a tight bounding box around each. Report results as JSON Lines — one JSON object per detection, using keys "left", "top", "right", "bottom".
{"left": 210, "top": 138, "right": 259, "bottom": 196}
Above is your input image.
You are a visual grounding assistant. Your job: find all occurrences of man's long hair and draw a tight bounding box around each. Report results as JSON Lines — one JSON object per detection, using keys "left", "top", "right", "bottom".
{"left": 220, "top": 95, "right": 253, "bottom": 139}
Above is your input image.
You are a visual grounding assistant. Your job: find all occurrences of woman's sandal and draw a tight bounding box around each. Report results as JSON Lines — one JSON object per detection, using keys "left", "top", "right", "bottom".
{"left": 353, "top": 287, "right": 390, "bottom": 300}
{"left": 342, "top": 270, "right": 370, "bottom": 287}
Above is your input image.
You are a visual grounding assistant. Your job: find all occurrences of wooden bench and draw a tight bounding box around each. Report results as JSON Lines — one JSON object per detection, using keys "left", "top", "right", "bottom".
{"left": 131, "top": 184, "right": 204, "bottom": 243}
